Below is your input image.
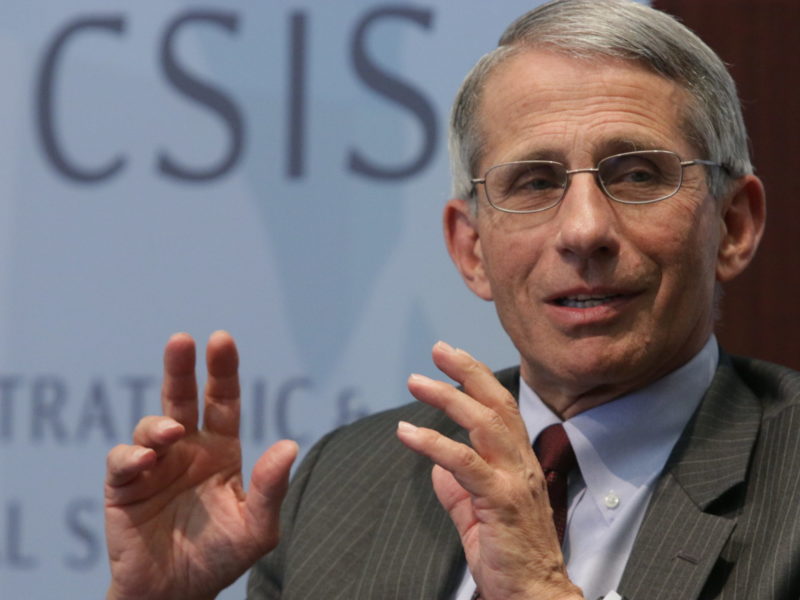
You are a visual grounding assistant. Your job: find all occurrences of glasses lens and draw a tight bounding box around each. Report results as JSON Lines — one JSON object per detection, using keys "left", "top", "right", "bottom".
{"left": 598, "top": 151, "right": 682, "bottom": 203}
{"left": 485, "top": 161, "right": 566, "bottom": 212}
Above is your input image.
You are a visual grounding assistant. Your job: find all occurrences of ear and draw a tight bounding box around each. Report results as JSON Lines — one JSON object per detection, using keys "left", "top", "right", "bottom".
{"left": 443, "top": 198, "right": 493, "bottom": 300}
{"left": 716, "top": 174, "right": 766, "bottom": 282}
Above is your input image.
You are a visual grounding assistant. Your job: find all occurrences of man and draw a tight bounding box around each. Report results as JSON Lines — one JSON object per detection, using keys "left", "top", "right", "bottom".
{"left": 104, "top": 1, "right": 800, "bottom": 599}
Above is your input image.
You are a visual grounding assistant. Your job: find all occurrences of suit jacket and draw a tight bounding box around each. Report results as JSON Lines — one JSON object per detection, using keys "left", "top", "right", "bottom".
{"left": 247, "top": 353, "right": 800, "bottom": 599}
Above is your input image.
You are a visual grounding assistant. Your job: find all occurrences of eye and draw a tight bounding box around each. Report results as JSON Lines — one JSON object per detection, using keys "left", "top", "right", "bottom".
{"left": 622, "top": 167, "right": 656, "bottom": 183}
{"left": 603, "top": 155, "right": 662, "bottom": 185}
{"left": 487, "top": 162, "right": 566, "bottom": 211}
{"left": 510, "top": 164, "right": 562, "bottom": 192}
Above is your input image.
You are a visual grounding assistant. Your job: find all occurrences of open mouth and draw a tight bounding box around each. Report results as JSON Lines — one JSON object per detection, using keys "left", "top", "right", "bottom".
{"left": 554, "top": 294, "right": 623, "bottom": 308}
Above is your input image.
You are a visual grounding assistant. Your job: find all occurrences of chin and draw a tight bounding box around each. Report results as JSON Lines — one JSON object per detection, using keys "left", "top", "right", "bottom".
{"left": 526, "top": 337, "right": 655, "bottom": 389}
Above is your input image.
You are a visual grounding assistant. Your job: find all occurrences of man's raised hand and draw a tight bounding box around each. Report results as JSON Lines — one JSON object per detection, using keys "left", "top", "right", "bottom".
{"left": 397, "top": 341, "right": 583, "bottom": 600}
{"left": 104, "top": 331, "right": 297, "bottom": 600}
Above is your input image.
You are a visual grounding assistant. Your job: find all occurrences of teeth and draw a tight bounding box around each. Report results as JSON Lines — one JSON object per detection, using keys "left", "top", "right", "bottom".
{"left": 557, "top": 295, "right": 617, "bottom": 308}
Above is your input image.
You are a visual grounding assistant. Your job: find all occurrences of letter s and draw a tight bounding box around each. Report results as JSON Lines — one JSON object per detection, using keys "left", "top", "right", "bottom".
{"left": 64, "top": 498, "right": 100, "bottom": 569}
{"left": 349, "top": 7, "right": 438, "bottom": 180}
{"left": 158, "top": 10, "right": 244, "bottom": 181}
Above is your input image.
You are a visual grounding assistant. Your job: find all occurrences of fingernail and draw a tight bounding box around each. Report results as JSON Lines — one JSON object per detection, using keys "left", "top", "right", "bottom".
{"left": 133, "top": 447, "right": 152, "bottom": 461}
{"left": 397, "top": 421, "right": 418, "bottom": 434}
{"left": 157, "top": 420, "right": 181, "bottom": 435}
{"left": 435, "top": 340, "right": 456, "bottom": 353}
{"left": 408, "top": 373, "right": 433, "bottom": 384}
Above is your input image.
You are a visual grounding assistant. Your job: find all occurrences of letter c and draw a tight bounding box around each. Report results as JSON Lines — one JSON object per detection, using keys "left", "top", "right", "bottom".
{"left": 36, "top": 16, "right": 126, "bottom": 182}
{"left": 276, "top": 377, "right": 312, "bottom": 445}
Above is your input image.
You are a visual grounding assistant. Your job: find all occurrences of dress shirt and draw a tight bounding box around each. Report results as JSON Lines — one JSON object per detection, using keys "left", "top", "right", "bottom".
{"left": 451, "top": 336, "right": 719, "bottom": 600}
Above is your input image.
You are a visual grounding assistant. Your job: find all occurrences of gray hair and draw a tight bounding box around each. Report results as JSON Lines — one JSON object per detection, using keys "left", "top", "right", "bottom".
{"left": 449, "top": 0, "right": 751, "bottom": 206}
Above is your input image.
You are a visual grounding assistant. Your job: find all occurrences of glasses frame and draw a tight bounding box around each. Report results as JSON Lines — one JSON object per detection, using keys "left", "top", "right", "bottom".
{"left": 470, "top": 150, "right": 725, "bottom": 214}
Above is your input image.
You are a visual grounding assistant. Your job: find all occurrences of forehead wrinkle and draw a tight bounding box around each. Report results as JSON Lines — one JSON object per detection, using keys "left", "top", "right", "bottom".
{"left": 484, "top": 102, "right": 683, "bottom": 167}
{"left": 475, "top": 50, "right": 695, "bottom": 170}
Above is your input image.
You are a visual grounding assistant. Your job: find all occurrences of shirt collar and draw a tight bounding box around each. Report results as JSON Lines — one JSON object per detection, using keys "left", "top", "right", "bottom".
{"left": 518, "top": 336, "right": 719, "bottom": 522}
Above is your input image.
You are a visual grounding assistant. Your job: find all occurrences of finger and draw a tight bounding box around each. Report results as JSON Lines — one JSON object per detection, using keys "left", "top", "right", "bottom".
{"left": 432, "top": 341, "right": 530, "bottom": 445}
{"left": 430, "top": 464, "right": 470, "bottom": 515}
{"left": 131, "top": 416, "right": 186, "bottom": 456}
{"left": 104, "top": 443, "right": 182, "bottom": 508}
{"left": 243, "top": 440, "right": 299, "bottom": 550}
{"left": 202, "top": 330, "right": 241, "bottom": 436}
{"left": 407, "top": 373, "right": 520, "bottom": 465}
{"left": 430, "top": 465, "right": 477, "bottom": 543}
{"left": 105, "top": 444, "right": 157, "bottom": 490}
{"left": 396, "top": 421, "right": 496, "bottom": 496}
{"left": 161, "top": 332, "right": 199, "bottom": 432}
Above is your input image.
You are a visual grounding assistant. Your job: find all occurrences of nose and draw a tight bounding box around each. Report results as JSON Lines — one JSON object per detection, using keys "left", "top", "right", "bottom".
{"left": 554, "top": 170, "right": 621, "bottom": 261}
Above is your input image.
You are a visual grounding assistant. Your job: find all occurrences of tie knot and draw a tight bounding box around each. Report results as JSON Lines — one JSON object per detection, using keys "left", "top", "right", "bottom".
{"left": 535, "top": 423, "right": 576, "bottom": 474}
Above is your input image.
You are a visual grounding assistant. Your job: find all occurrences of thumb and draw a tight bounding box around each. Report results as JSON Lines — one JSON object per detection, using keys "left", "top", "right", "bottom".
{"left": 431, "top": 464, "right": 474, "bottom": 535}
{"left": 244, "top": 439, "right": 299, "bottom": 548}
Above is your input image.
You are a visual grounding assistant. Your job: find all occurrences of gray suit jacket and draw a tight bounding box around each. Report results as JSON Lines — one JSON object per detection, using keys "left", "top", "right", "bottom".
{"left": 247, "top": 354, "right": 800, "bottom": 599}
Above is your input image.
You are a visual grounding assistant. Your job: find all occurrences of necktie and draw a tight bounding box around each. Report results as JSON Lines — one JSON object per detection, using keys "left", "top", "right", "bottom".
{"left": 471, "top": 423, "right": 577, "bottom": 599}
{"left": 535, "top": 422, "right": 577, "bottom": 544}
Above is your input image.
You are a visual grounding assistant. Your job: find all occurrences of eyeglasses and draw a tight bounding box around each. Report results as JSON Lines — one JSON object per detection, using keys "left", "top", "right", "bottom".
{"left": 470, "top": 150, "right": 725, "bottom": 214}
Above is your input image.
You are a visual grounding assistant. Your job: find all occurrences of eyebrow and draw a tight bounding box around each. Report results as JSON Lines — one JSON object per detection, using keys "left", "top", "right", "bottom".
{"left": 505, "top": 136, "right": 672, "bottom": 165}
{"left": 599, "top": 136, "right": 666, "bottom": 155}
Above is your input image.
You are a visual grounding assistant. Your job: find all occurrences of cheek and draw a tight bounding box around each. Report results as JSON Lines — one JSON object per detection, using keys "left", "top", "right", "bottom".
{"left": 479, "top": 233, "right": 546, "bottom": 326}
{"left": 478, "top": 216, "right": 542, "bottom": 282}
{"left": 651, "top": 206, "right": 721, "bottom": 309}
{"left": 483, "top": 227, "right": 547, "bottom": 287}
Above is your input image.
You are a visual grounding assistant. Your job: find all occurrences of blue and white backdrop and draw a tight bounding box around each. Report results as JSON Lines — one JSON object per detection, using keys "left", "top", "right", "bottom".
{"left": 0, "top": 1, "right": 638, "bottom": 597}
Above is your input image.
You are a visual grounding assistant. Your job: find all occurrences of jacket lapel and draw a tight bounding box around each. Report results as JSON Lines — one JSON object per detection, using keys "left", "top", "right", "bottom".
{"left": 332, "top": 415, "right": 471, "bottom": 599}
{"left": 349, "top": 368, "right": 521, "bottom": 599}
{"left": 618, "top": 353, "right": 762, "bottom": 600}
{"left": 351, "top": 464, "right": 466, "bottom": 599}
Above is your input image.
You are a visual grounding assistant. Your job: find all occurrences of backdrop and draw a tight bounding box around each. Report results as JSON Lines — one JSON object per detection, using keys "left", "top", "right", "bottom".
{"left": 0, "top": 1, "right": 563, "bottom": 598}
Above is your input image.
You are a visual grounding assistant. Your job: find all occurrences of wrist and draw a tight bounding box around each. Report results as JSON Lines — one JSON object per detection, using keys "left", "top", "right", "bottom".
{"left": 520, "top": 579, "right": 584, "bottom": 600}
{"left": 107, "top": 585, "right": 218, "bottom": 600}
{"left": 477, "top": 583, "right": 583, "bottom": 600}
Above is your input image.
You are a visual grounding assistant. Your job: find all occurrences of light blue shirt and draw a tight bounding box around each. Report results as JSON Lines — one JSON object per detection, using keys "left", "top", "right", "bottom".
{"left": 452, "top": 336, "right": 719, "bottom": 600}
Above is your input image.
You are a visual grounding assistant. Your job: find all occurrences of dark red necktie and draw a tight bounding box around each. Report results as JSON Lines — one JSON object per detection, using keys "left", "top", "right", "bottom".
{"left": 534, "top": 423, "right": 577, "bottom": 545}
{"left": 471, "top": 423, "right": 577, "bottom": 600}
